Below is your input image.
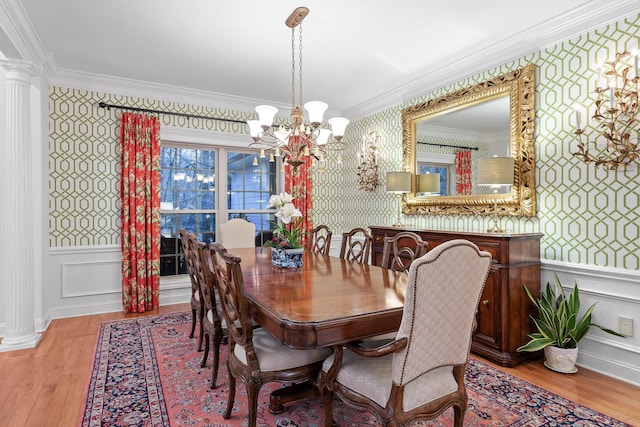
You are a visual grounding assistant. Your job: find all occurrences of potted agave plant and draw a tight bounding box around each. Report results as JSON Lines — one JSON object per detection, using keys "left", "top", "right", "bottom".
{"left": 517, "top": 274, "right": 623, "bottom": 373}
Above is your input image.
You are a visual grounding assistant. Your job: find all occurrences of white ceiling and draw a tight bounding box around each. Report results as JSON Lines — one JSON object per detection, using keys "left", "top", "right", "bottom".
{"left": 6, "top": 0, "right": 640, "bottom": 119}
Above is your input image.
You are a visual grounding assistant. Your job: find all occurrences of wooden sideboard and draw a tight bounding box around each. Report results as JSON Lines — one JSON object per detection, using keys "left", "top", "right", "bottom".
{"left": 369, "top": 226, "right": 543, "bottom": 367}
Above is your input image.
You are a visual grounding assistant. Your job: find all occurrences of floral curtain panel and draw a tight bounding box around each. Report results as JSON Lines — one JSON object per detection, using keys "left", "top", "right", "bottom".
{"left": 120, "top": 112, "right": 161, "bottom": 313}
{"left": 455, "top": 150, "right": 473, "bottom": 196}
{"left": 284, "top": 138, "right": 313, "bottom": 247}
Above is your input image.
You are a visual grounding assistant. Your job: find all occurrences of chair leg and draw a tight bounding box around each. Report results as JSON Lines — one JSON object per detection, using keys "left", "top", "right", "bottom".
{"left": 223, "top": 367, "right": 235, "bottom": 420}
{"left": 453, "top": 404, "right": 465, "bottom": 427}
{"left": 322, "top": 387, "right": 334, "bottom": 427}
{"left": 197, "top": 312, "right": 204, "bottom": 352}
{"left": 189, "top": 308, "right": 197, "bottom": 338}
{"left": 246, "top": 379, "right": 263, "bottom": 427}
{"left": 210, "top": 332, "right": 223, "bottom": 389}
{"left": 200, "top": 333, "right": 209, "bottom": 368}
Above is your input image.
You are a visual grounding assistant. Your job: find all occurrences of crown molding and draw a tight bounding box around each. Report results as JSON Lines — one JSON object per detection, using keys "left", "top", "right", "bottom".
{"left": 51, "top": 67, "right": 344, "bottom": 120}
{"left": 51, "top": 68, "right": 286, "bottom": 115}
{"left": 344, "top": 1, "right": 640, "bottom": 120}
{"left": 0, "top": 0, "right": 57, "bottom": 82}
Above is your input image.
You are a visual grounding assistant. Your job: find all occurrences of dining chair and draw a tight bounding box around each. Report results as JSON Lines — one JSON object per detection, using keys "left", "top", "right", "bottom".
{"left": 209, "top": 242, "right": 333, "bottom": 427}
{"left": 381, "top": 231, "right": 428, "bottom": 273}
{"left": 189, "top": 236, "right": 225, "bottom": 389}
{"left": 218, "top": 218, "right": 256, "bottom": 249}
{"left": 339, "top": 227, "right": 372, "bottom": 264}
{"left": 319, "top": 239, "right": 492, "bottom": 427}
{"left": 307, "top": 224, "right": 332, "bottom": 255}
{"left": 179, "top": 228, "right": 204, "bottom": 351}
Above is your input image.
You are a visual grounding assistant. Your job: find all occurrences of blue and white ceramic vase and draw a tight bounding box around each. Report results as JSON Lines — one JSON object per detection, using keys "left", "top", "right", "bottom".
{"left": 271, "top": 247, "right": 304, "bottom": 268}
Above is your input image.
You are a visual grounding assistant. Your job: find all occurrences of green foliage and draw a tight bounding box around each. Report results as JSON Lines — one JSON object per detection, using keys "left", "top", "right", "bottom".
{"left": 263, "top": 217, "right": 304, "bottom": 249}
{"left": 517, "top": 274, "right": 623, "bottom": 352}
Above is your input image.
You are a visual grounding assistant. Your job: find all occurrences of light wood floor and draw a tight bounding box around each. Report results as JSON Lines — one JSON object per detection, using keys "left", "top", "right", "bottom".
{"left": 1, "top": 303, "right": 639, "bottom": 427}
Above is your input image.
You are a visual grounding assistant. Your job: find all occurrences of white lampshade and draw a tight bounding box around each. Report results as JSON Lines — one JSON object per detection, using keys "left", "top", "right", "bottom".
{"left": 255, "top": 105, "right": 278, "bottom": 128}
{"left": 315, "top": 128, "right": 331, "bottom": 145}
{"left": 417, "top": 173, "right": 440, "bottom": 193}
{"left": 247, "top": 120, "right": 262, "bottom": 138}
{"left": 304, "top": 101, "right": 328, "bottom": 125}
{"left": 478, "top": 156, "right": 514, "bottom": 186}
{"left": 328, "top": 117, "right": 350, "bottom": 137}
{"left": 386, "top": 171, "right": 412, "bottom": 193}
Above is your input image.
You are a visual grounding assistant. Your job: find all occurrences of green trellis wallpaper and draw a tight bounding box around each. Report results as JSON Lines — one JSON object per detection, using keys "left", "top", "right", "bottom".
{"left": 49, "top": 12, "right": 640, "bottom": 270}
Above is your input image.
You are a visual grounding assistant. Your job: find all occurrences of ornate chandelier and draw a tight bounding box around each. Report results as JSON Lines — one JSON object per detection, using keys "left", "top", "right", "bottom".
{"left": 573, "top": 50, "right": 639, "bottom": 170}
{"left": 246, "top": 6, "right": 349, "bottom": 172}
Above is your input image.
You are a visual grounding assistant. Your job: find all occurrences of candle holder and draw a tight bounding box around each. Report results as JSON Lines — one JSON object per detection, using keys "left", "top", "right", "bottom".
{"left": 573, "top": 50, "right": 639, "bottom": 170}
{"left": 356, "top": 131, "right": 381, "bottom": 191}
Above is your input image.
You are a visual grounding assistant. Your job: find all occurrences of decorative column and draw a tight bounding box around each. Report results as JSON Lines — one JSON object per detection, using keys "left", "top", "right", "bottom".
{"left": 0, "top": 62, "right": 41, "bottom": 351}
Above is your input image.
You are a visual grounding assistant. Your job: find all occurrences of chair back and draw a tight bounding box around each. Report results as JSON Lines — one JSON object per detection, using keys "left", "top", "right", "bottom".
{"left": 307, "top": 224, "right": 332, "bottom": 255}
{"left": 339, "top": 227, "right": 372, "bottom": 264}
{"left": 209, "top": 243, "right": 254, "bottom": 350}
{"left": 392, "top": 239, "right": 491, "bottom": 386}
{"left": 219, "top": 219, "right": 256, "bottom": 249}
{"left": 381, "top": 231, "right": 428, "bottom": 272}
{"left": 180, "top": 229, "right": 200, "bottom": 295}
{"left": 192, "top": 239, "right": 219, "bottom": 322}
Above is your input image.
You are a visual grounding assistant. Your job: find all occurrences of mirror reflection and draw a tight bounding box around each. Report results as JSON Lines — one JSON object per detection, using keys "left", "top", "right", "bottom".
{"left": 415, "top": 96, "right": 510, "bottom": 196}
{"left": 401, "top": 64, "right": 536, "bottom": 217}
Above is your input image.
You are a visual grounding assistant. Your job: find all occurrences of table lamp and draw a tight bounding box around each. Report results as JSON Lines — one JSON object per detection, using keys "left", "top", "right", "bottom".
{"left": 417, "top": 173, "right": 440, "bottom": 195}
{"left": 386, "top": 171, "right": 411, "bottom": 227}
{"left": 478, "top": 156, "right": 514, "bottom": 233}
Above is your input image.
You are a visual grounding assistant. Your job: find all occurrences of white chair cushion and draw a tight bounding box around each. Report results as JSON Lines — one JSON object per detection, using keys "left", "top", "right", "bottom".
{"left": 322, "top": 349, "right": 457, "bottom": 410}
{"left": 206, "top": 309, "right": 228, "bottom": 328}
{"left": 235, "top": 328, "right": 332, "bottom": 371}
{"left": 323, "top": 350, "right": 392, "bottom": 407}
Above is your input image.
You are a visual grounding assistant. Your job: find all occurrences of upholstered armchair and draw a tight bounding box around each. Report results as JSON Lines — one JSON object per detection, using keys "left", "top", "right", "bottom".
{"left": 318, "top": 239, "right": 492, "bottom": 427}
{"left": 218, "top": 218, "right": 256, "bottom": 249}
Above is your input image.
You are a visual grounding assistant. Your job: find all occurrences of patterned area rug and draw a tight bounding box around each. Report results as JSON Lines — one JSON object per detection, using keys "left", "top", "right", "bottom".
{"left": 79, "top": 311, "right": 629, "bottom": 427}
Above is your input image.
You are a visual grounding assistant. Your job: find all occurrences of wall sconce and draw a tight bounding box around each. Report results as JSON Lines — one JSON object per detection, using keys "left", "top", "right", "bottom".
{"left": 417, "top": 173, "right": 440, "bottom": 195}
{"left": 386, "top": 171, "right": 411, "bottom": 227}
{"left": 478, "top": 156, "right": 514, "bottom": 233}
{"left": 573, "top": 50, "right": 639, "bottom": 170}
{"left": 356, "top": 131, "right": 381, "bottom": 191}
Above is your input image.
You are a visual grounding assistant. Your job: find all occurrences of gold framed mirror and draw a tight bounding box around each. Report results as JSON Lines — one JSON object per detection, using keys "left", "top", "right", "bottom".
{"left": 401, "top": 64, "right": 536, "bottom": 217}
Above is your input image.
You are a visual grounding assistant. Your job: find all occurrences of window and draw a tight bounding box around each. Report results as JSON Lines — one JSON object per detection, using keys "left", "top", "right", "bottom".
{"left": 226, "top": 151, "right": 278, "bottom": 246}
{"left": 159, "top": 144, "right": 280, "bottom": 276}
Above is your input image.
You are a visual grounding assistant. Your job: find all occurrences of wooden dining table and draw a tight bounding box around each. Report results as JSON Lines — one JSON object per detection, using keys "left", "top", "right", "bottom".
{"left": 225, "top": 247, "right": 408, "bottom": 413}
{"left": 232, "top": 247, "right": 408, "bottom": 349}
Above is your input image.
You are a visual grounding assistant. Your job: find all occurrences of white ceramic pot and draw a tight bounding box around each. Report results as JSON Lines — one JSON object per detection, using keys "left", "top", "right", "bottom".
{"left": 544, "top": 346, "right": 578, "bottom": 373}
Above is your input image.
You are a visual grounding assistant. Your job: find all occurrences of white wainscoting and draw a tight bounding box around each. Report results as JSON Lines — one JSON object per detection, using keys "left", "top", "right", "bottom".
{"left": 541, "top": 260, "right": 640, "bottom": 386}
{"left": 42, "top": 245, "right": 191, "bottom": 331}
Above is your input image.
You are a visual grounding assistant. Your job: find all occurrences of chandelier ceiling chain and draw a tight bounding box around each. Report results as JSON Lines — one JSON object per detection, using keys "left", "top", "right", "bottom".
{"left": 247, "top": 6, "right": 349, "bottom": 172}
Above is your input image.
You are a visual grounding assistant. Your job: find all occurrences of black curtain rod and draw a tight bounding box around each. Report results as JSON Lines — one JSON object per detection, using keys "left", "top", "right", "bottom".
{"left": 97, "top": 101, "right": 247, "bottom": 125}
{"left": 417, "top": 141, "right": 479, "bottom": 151}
